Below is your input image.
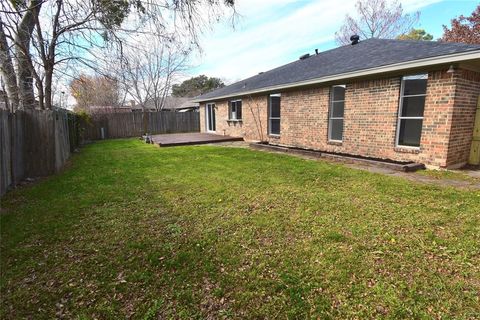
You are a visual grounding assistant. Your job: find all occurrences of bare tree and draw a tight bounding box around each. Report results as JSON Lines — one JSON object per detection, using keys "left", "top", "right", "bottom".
{"left": 113, "top": 37, "right": 189, "bottom": 111}
{"left": 335, "top": 0, "right": 419, "bottom": 45}
{"left": 1, "top": 0, "right": 43, "bottom": 110}
{"left": 0, "top": 18, "right": 18, "bottom": 111}
{"left": 70, "top": 74, "right": 121, "bottom": 111}
{"left": 0, "top": 0, "right": 236, "bottom": 110}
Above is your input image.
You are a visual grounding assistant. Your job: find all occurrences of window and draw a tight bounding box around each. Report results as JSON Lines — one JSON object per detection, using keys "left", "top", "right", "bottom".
{"left": 396, "top": 74, "right": 428, "bottom": 147}
{"left": 269, "top": 94, "right": 281, "bottom": 135}
{"left": 229, "top": 100, "right": 242, "bottom": 120}
{"left": 328, "top": 85, "right": 345, "bottom": 142}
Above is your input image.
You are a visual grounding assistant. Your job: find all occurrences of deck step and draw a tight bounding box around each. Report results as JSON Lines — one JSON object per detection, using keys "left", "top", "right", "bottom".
{"left": 150, "top": 133, "right": 244, "bottom": 147}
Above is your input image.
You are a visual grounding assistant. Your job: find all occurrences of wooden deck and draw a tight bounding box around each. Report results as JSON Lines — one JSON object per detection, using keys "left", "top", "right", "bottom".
{"left": 150, "top": 133, "right": 244, "bottom": 147}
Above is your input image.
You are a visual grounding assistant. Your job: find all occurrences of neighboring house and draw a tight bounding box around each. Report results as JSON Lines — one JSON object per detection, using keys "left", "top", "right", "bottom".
{"left": 144, "top": 96, "right": 199, "bottom": 112}
{"left": 195, "top": 38, "right": 480, "bottom": 169}
{"left": 162, "top": 97, "right": 199, "bottom": 112}
{"left": 81, "top": 100, "right": 156, "bottom": 113}
{"left": 81, "top": 97, "right": 199, "bottom": 114}
{"left": 176, "top": 100, "right": 200, "bottom": 112}
{"left": 79, "top": 105, "right": 145, "bottom": 114}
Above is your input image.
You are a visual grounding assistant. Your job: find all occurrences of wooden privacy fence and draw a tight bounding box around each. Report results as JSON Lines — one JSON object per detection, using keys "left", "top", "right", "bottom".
{"left": 1, "top": 110, "right": 199, "bottom": 197}
{"left": 82, "top": 111, "right": 200, "bottom": 140}
{"left": 0, "top": 109, "right": 77, "bottom": 197}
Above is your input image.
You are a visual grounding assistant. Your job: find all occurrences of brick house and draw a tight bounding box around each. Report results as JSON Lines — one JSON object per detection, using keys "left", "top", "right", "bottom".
{"left": 195, "top": 38, "right": 480, "bottom": 168}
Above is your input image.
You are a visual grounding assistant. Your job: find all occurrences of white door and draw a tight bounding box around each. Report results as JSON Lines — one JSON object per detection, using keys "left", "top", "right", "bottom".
{"left": 206, "top": 103, "right": 216, "bottom": 132}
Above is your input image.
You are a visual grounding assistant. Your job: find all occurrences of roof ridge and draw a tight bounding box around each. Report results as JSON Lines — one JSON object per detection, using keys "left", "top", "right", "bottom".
{"left": 215, "top": 37, "right": 479, "bottom": 89}
{"left": 199, "top": 39, "right": 382, "bottom": 95}
{"left": 212, "top": 40, "right": 362, "bottom": 89}
{"left": 196, "top": 38, "right": 480, "bottom": 101}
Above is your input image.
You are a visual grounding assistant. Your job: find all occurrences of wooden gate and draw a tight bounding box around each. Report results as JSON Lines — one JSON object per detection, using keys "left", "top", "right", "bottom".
{"left": 469, "top": 96, "right": 480, "bottom": 165}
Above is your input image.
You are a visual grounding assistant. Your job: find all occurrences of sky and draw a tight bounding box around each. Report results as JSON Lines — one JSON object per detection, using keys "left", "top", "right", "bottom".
{"left": 189, "top": 0, "right": 479, "bottom": 84}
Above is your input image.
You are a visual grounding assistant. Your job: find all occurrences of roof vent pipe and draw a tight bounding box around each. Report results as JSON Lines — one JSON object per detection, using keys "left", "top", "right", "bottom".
{"left": 350, "top": 35, "right": 360, "bottom": 45}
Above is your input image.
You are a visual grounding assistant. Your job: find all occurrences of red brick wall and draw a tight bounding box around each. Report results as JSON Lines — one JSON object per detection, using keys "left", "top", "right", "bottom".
{"left": 199, "top": 68, "right": 479, "bottom": 168}
{"left": 418, "top": 70, "right": 456, "bottom": 167}
{"left": 274, "top": 87, "right": 330, "bottom": 150}
{"left": 200, "top": 97, "right": 268, "bottom": 141}
{"left": 271, "top": 72, "right": 458, "bottom": 167}
{"left": 446, "top": 69, "right": 480, "bottom": 167}
{"left": 275, "top": 79, "right": 402, "bottom": 158}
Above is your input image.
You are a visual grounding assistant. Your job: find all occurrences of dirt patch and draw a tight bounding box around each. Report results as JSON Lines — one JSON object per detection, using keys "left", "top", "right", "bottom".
{"left": 348, "top": 164, "right": 480, "bottom": 190}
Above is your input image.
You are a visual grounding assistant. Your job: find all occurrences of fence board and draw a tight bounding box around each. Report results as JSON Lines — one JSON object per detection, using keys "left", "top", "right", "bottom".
{"left": 55, "top": 110, "right": 71, "bottom": 172}
{"left": 1, "top": 109, "right": 77, "bottom": 197}
{"left": 24, "top": 110, "right": 53, "bottom": 177}
{"left": 83, "top": 111, "right": 199, "bottom": 140}
{"left": 0, "top": 111, "right": 12, "bottom": 197}
{"left": 11, "top": 111, "right": 25, "bottom": 185}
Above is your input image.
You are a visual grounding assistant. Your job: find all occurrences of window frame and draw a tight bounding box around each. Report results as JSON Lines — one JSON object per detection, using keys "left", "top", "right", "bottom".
{"left": 395, "top": 74, "right": 428, "bottom": 148}
{"left": 205, "top": 102, "right": 216, "bottom": 132}
{"left": 268, "top": 93, "right": 281, "bottom": 136}
{"left": 328, "top": 85, "right": 346, "bottom": 142}
{"left": 229, "top": 99, "right": 242, "bottom": 121}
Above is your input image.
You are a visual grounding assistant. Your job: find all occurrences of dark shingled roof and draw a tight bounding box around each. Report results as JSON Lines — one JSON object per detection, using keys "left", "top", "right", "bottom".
{"left": 196, "top": 38, "right": 480, "bottom": 101}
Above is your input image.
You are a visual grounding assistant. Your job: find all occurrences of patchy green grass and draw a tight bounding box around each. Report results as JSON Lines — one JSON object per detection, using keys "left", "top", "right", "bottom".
{"left": 1, "top": 139, "right": 479, "bottom": 319}
{"left": 416, "top": 168, "right": 480, "bottom": 183}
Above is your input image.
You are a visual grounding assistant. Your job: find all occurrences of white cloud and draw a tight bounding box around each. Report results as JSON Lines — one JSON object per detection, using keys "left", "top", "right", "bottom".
{"left": 401, "top": 0, "right": 444, "bottom": 12}
{"left": 190, "top": 0, "right": 446, "bottom": 82}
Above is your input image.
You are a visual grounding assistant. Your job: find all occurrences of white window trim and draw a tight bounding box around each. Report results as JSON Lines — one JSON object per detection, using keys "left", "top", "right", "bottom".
{"left": 229, "top": 99, "right": 242, "bottom": 120}
{"left": 328, "top": 85, "right": 346, "bottom": 142}
{"left": 395, "top": 74, "right": 428, "bottom": 149}
{"left": 269, "top": 94, "right": 281, "bottom": 136}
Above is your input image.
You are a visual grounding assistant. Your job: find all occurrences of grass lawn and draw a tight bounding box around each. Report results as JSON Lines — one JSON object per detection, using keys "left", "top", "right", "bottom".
{"left": 416, "top": 168, "right": 480, "bottom": 183}
{"left": 1, "top": 139, "right": 479, "bottom": 319}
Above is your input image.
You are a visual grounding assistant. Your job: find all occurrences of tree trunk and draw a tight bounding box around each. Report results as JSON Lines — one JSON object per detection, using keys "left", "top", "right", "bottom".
{"left": 15, "top": 0, "right": 42, "bottom": 109}
{"left": 44, "top": 65, "right": 53, "bottom": 109}
{"left": 0, "top": 20, "right": 19, "bottom": 111}
{"left": 35, "top": 78, "right": 45, "bottom": 110}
